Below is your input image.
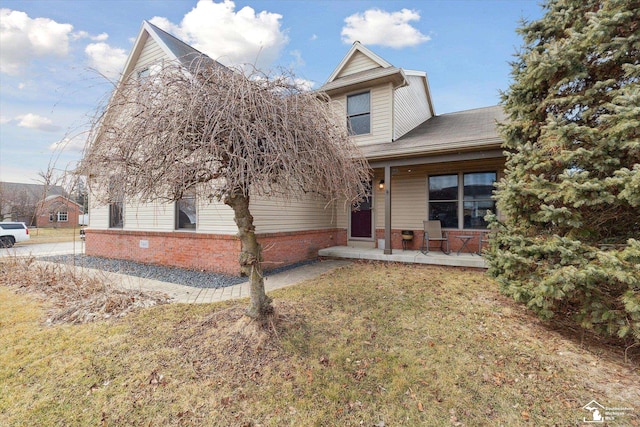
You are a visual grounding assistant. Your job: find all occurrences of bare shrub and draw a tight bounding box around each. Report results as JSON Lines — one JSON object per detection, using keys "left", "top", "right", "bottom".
{"left": 0, "top": 257, "right": 170, "bottom": 324}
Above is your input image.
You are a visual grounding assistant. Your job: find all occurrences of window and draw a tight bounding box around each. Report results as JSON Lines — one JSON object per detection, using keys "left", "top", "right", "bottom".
{"left": 428, "top": 175, "right": 458, "bottom": 228}
{"left": 428, "top": 171, "right": 496, "bottom": 229}
{"left": 347, "top": 92, "right": 370, "bottom": 135}
{"left": 49, "top": 213, "right": 55, "bottom": 222}
{"left": 57, "top": 211, "right": 68, "bottom": 222}
{"left": 109, "top": 202, "right": 123, "bottom": 228}
{"left": 176, "top": 194, "right": 197, "bottom": 230}
{"left": 463, "top": 172, "right": 496, "bottom": 229}
{"left": 137, "top": 67, "right": 150, "bottom": 79}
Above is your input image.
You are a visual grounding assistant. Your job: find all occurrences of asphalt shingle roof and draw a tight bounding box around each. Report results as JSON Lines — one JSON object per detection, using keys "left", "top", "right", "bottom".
{"left": 360, "top": 105, "right": 506, "bottom": 160}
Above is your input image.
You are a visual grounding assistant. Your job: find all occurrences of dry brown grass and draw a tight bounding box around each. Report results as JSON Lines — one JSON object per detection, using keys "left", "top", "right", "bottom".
{"left": 1, "top": 261, "right": 638, "bottom": 426}
{"left": 0, "top": 256, "right": 170, "bottom": 323}
{"left": 23, "top": 227, "right": 82, "bottom": 245}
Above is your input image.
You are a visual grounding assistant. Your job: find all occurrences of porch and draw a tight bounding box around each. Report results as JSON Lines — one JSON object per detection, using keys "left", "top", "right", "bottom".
{"left": 318, "top": 246, "right": 487, "bottom": 269}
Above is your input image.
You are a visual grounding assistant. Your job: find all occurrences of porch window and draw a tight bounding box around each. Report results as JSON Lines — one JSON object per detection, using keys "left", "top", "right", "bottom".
{"left": 428, "top": 171, "right": 496, "bottom": 229}
{"left": 347, "top": 92, "right": 370, "bottom": 135}
{"left": 428, "top": 174, "right": 458, "bottom": 228}
{"left": 463, "top": 172, "right": 496, "bottom": 229}
{"left": 176, "top": 193, "right": 197, "bottom": 230}
{"left": 109, "top": 202, "right": 123, "bottom": 228}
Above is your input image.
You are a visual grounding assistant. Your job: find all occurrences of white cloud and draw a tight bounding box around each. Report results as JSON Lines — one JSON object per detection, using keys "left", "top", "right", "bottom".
{"left": 71, "top": 30, "right": 89, "bottom": 40}
{"left": 85, "top": 42, "right": 128, "bottom": 79}
{"left": 310, "top": 34, "right": 318, "bottom": 41}
{"left": 294, "top": 78, "right": 315, "bottom": 91}
{"left": 341, "top": 8, "right": 430, "bottom": 48}
{"left": 16, "top": 113, "right": 61, "bottom": 132}
{"left": 91, "top": 32, "right": 109, "bottom": 42}
{"left": 0, "top": 115, "right": 10, "bottom": 124}
{"left": 289, "top": 50, "right": 304, "bottom": 67}
{"left": 71, "top": 30, "right": 108, "bottom": 41}
{"left": 149, "top": 0, "right": 288, "bottom": 70}
{"left": 0, "top": 9, "right": 74, "bottom": 75}
{"left": 49, "top": 136, "right": 86, "bottom": 152}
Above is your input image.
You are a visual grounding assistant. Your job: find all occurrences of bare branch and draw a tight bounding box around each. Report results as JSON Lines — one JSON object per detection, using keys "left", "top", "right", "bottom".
{"left": 83, "top": 58, "right": 370, "bottom": 205}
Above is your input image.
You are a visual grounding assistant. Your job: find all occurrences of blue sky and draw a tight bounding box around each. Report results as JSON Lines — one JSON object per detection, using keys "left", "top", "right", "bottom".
{"left": 0, "top": 0, "right": 544, "bottom": 184}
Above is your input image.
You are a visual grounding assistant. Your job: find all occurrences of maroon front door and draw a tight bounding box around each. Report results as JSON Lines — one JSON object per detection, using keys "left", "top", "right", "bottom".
{"left": 350, "top": 196, "right": 372, "bottom": 238}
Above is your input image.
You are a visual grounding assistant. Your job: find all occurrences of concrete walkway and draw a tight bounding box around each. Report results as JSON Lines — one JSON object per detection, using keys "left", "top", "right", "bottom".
{"left": 56, "top": 259, "right": 352, "bottom": 304}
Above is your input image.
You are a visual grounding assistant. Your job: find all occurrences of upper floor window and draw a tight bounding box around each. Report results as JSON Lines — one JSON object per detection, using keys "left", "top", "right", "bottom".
{"left": 176, "top": 193, "right": 197, "bottom": 230}
{"left": 137, "top": 67, "right": 150, "bottom": 80}
{"left": 347, "top": 92, "right": 370, "bottom": 135}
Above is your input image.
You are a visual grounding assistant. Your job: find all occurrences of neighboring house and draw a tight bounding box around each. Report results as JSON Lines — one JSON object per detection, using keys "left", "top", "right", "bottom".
{"left": 0, "top": 182, "right": 65, "bottom": 225}
{"left": 86, "top": 21, "right": 505, "bottom": 275}
{"left": 34, "top": 195, "right": 82, "bottom": 228}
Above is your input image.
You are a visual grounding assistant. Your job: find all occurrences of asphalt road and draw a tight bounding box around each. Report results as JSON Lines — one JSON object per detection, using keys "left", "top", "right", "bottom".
{"left": 0, "top": 241, "right": 84, "bottom": 258}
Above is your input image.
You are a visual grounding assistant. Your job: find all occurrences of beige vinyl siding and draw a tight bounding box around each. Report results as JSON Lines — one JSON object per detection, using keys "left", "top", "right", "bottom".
{"left": 136, "top": 37, "right": 167, "bottom": 71}
{"left": 333, "top": 83, "right": 394, "bottom": 146}
{"left": 394, "top": 75, "right": 433, "bottom": 140}
{"left": 197, "top": 199, "right": 237, "bottom": 234}
{"left": 123, "top": 200, "right": 174, "bottom": 231}
{"left": 251, "top": 195, "right": 337, "bottom": 233}
{"left": 371, "top": 158, "right": 504, "bottom": 230}
{"left": 337, "top": 51, "right": 382, "bottom": 78}
{"left": 336, "top": 201, "right": 349, "bottom": 229}
{"left": 88, "top": 204, "right": 109, "bottom": 228}
{"left": 373, "top": 173, "right": 427, "bottom": 229}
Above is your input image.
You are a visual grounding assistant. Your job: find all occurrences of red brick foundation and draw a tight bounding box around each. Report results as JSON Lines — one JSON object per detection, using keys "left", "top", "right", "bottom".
{"left": 85, "top": 228, "right": 346, "bottom": 276}
{"left": 375, "top": 228, "right": 487, "bottom": 254}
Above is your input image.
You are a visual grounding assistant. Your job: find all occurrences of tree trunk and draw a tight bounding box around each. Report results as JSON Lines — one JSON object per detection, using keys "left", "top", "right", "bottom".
{"left": 224, "top": 190, "right": 273, "bottom": 319}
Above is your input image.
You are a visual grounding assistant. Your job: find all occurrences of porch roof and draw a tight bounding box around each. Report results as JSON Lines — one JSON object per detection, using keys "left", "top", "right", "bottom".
{"left": 360, "top": 105, "right": 506, "bottom": 161}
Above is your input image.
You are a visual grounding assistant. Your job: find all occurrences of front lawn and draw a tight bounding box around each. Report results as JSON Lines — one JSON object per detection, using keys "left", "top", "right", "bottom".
{"left": 24, "top": 227, "right": 82, "bottom": 244}
{"left": 1, "top": 261, "right": 638, "bottom": 426}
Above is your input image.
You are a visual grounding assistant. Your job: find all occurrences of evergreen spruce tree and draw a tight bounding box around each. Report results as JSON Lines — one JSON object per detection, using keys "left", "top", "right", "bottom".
{"left": 487, "top": 0, "right": 640, "bottom": 342}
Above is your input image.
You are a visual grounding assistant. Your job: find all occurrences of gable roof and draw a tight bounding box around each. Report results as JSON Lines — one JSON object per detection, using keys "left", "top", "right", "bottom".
{"left": 320, "top": 42, "right": 407, "bottom": 95}
{"left": 360, "top": 105, "right": 506, "bottom": 161}
{"left": 41, "top": 194, "right": 82, "bottom": 207}
{"left": 118, "top": 21, "right": 217, "bottom": 84}
{"left": 0, "top": 182, "right": 65, "bottom": 203}
{"left": 326, "top": 42, "right": 393, "bottom": 82}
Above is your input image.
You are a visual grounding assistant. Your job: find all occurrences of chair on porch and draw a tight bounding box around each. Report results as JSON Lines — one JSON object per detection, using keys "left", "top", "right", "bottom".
{"left": 477, "top": 230, "right": 492, "bottom": 255}
{"left": 421, "top": 220, "right": 450, "bottom": 255}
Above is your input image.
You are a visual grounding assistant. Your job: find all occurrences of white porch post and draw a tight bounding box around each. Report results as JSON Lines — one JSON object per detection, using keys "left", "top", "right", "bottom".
{"left": 384, "top": 164, "right": 392, "bottom": 254}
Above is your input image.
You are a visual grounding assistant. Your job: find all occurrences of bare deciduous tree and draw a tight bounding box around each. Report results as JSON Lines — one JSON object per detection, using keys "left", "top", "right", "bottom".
{"left": 83, "top": 58, "right": 370, "bottom": 319}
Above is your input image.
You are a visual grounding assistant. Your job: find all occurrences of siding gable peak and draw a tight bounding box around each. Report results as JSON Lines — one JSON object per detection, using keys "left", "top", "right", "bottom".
{"left": 326, "top": 41, "right": 394, "bottom": 83}
{"left": 118, "top": 21, "right": 216, "bottom": 86}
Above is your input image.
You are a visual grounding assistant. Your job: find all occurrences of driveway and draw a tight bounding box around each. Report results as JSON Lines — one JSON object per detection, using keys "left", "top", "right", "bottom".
{"left": 0, "top": 241, "right": 84, "bottom": 258}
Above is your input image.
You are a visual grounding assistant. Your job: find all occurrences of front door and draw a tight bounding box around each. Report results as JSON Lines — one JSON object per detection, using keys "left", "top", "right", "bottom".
{"left": 350, "top": 195, "right": 372, "bottom": 239}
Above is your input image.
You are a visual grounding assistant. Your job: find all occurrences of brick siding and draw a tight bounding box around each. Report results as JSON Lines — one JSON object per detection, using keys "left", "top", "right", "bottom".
{"left": 85, "top": 228, "right": 346, "bottom": 276}
{"left": 375, "top": 228, "right": 488, "bottom": 254}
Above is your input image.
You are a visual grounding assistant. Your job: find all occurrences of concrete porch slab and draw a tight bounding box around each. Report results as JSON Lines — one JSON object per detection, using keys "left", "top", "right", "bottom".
{"left": 318, "top": 246, "right": 487, "bottom": 269}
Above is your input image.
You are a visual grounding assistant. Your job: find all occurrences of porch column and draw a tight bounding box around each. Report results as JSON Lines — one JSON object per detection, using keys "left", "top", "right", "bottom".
{"left": 384, "top": 164, "right": 392, "bottom": 255}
